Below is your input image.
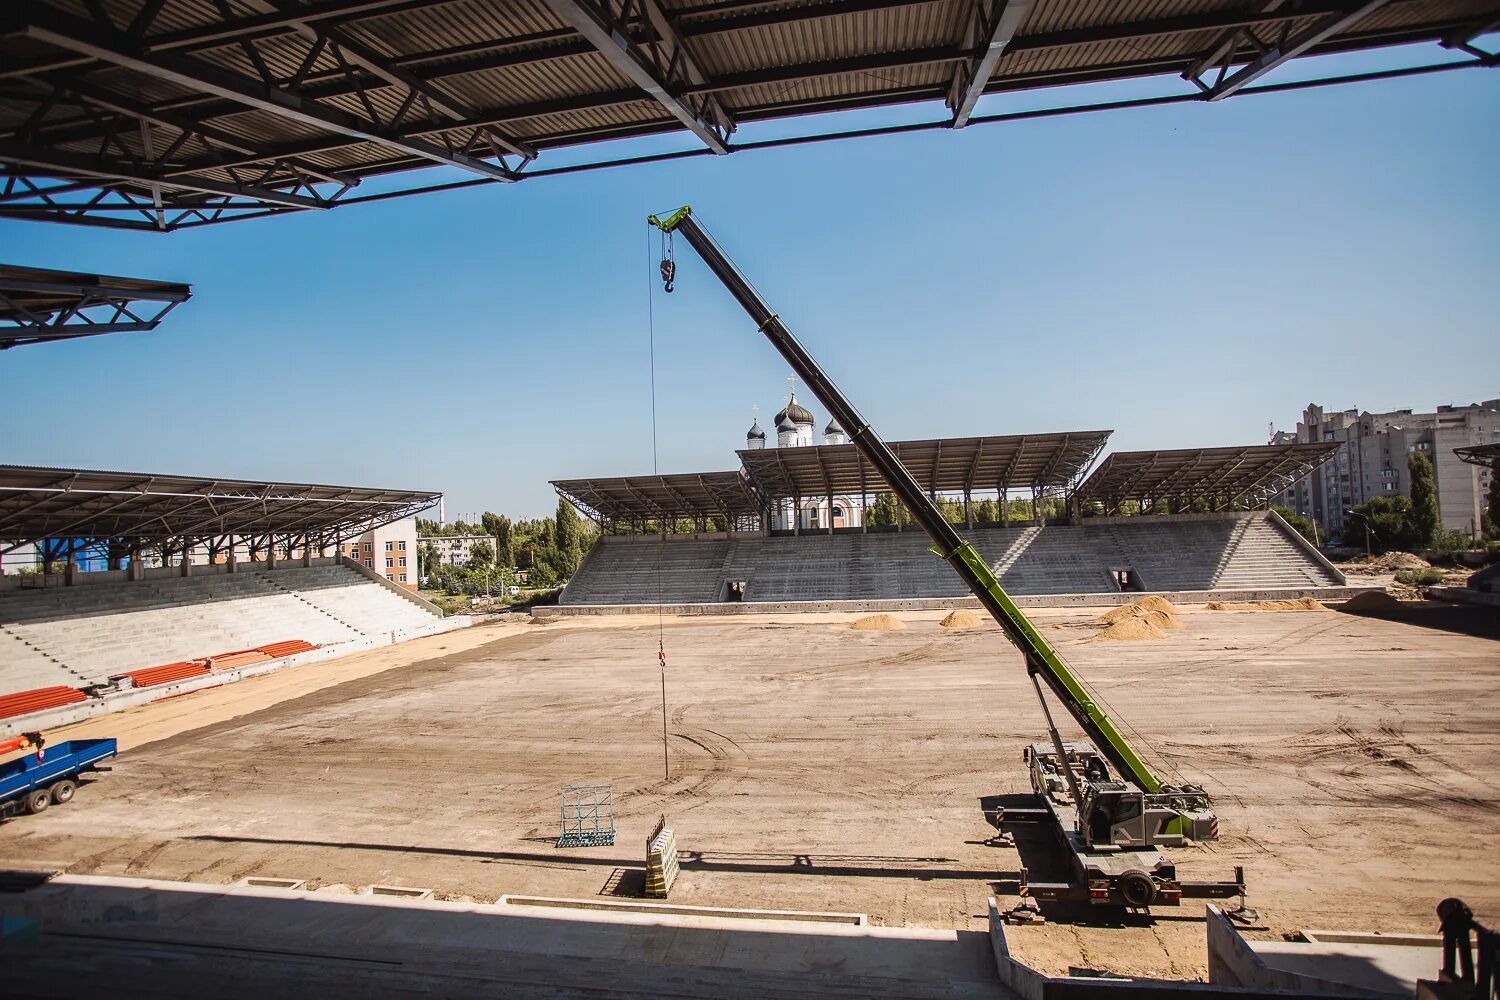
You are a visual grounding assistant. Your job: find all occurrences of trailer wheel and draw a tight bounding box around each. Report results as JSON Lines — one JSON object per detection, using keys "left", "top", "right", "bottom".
{"left": 50, "top": 780, "right": 77, "bottom": 805}
{"left": 23, "top": 789, "right": 50, "bottom": 814}
{"left": 1117, "top": 869, "right": 1156, "bottom": 907}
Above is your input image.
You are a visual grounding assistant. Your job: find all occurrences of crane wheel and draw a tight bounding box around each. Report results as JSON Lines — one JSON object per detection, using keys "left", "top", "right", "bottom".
{"left": 1117, "top": 869, "right": 1156, "bottom": 907}
{"left": 23, "top": 789, "right": 50, "bottom": 814}
{"left": 50, "top": 780, "right": 77, "bottom": 805}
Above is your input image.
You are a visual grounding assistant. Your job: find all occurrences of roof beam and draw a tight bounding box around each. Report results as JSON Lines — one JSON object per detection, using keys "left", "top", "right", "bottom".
{"left": 540, "top": 0, "right": 733, "bottom": 154}
{"left": 254, "top": 0, "right": 536, "bottom": 161}
{"left": 12, "top": 6, "right": 519, "bottom": 181}
{"left": 1206, "top": 0, "right": 1393, "bottom": 100}
{"left": 949, "top": 0, "right": 1028, "bottom": 128}
{"left": 0, "top": 139, "right": 334, "bottom": 210}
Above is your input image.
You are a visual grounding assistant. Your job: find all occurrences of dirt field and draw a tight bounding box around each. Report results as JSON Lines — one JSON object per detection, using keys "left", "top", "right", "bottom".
{"left": 4, "top": 604, "right": 1497, "bottom": 979}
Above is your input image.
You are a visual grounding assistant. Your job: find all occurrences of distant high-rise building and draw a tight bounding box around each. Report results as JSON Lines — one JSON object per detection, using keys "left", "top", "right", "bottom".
{"left": 1271, "top": 399, "right": 1499, "bottom": 539}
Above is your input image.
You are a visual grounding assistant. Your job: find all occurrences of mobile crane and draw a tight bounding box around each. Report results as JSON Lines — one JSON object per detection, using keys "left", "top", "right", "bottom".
{"left": 647, "top": 206, "right": 1244, "bottom": 910}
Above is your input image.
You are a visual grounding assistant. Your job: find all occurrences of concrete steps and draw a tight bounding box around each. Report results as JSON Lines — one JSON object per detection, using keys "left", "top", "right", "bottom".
{"left": 0, "top": 565, "right": 443, "bottom": 694}
{"left": 563, "top": 513, "right": 1342, "bottom": 606}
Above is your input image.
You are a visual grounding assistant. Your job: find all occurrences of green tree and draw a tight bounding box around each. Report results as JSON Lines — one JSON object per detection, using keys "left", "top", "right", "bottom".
{"left": 468, "top": 539, "right": 494, "bottom": 570}
{"left": 972, "top": 498, "right": 998, "bottom": 524}
{"left": 556, "top": 498, "right": 581, "bottom": 552}
{"left": 1271, "top": 504, "right": 1319, "bottom": 545}
{"left": 1408, "top": 451, "right": 1440, "bottom": 546}
{"left": 417, "top": 541, "right": 442, "bottom": 579}
{"left": 1485, "top": 468, "right": 1500, "bottom": 541}
{"left": 1344, "top": 495, "right": 1421, "bottom": 554}
{"left": 866, "top": 493, "right": 900, "bottom": 527}
{"left": 482, "top": 512, "right": 513, "bottom": 566}
{"left": 1006, "top": 498, "right": 1035, "bottom": 522}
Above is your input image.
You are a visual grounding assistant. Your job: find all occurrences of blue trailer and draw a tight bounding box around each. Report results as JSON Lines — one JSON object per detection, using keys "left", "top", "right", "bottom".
{"left": 0, "top": 738, "right": 117, "bottom": 819}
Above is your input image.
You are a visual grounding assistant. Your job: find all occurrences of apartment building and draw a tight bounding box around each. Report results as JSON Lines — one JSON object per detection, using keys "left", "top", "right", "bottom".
{"left": 342, "top": 516, "right": 418, "bottom": 590}
{"left": 417, "top": 533, "right": 493, "bottom": 569}
{"left": 1273, "top": 399, "right": 1499, "bottom": 538}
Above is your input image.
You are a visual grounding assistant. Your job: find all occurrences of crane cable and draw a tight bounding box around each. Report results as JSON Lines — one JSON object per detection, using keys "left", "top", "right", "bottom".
{"left": 647, "top": 225, "right": 670, "bottom": 782}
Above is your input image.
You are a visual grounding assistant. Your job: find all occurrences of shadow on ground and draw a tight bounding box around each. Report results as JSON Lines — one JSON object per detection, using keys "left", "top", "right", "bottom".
{"left": 1338, "top": 601, "right": 1500, "bottom": 640}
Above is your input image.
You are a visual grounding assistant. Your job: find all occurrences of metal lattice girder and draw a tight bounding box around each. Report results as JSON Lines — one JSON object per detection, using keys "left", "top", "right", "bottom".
{"left": 1204, "top": 0, "right": 1395, "bottom": 100}
{"left": 0, "top": 465, "right": 440, "bottom": 555}
{"left": 1, "top": 0, "right": 1493, "bottom": 229}
{"left": 1075, "top": 443, "right": 1341, "bottom": 512}
{"left": 736, "top": 431, "right": 1112, "bottom": 502}
{"left": 0, "top": 264, "right": 190, "bottom": 348}
{"left": 1454, "top": 443, "right": 1500, "bottom": 469}
{"left": 9, "top": 4, "right": 520, "bottom": 183}
{"left": 540, "top": 0, "right": 733, "bottom": 153}
{"left": 552, "top": 471, "right": 761, "bottom": 524}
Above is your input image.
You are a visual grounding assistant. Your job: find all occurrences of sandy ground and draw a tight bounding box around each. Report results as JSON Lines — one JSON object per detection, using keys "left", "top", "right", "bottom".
{"left": 3, "top": 603, "right": 1497, "bottom": 980}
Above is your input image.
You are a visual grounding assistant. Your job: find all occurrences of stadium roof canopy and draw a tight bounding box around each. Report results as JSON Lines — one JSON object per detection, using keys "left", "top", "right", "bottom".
{"left": 0, "top": 263, "right": 190, "bottom": 348}
{"left": 0, "top": 465, "right": 439, "bottom": 556}
{"left": 552, "top": 470, "right": 763, "bottom": 523}
{"left": 1454, "top": 442, "right": 1500, "bottom": 468}
{"left": 736, "top": 430, "right": 1110, "bottom": 500}
{"left": 1075, "top": 442, "right": 1340, "bottom": 514}
{"left": 2, "top": 1, "right": 1495, "bottom": 231}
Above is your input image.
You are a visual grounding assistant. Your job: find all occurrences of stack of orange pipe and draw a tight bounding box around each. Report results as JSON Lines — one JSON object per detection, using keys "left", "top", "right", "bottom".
{"left": 0, "top": 686, "right": 87, "bottom": 720}
{"left": 112, "top": 661, "right": 211, "bottom": 688}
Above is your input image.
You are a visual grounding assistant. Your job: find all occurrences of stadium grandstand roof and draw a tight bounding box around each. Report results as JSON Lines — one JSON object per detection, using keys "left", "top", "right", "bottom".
{"left": 736, "top": 430, "right": 1110, "bottom": 499}
{"left": 1454, "top": 442, "right": 1500, "bottom": 468}
{"left": 1075, "top": 442, "right": 1340, "bottom": 514}
{"left": 552, "top": 470, "right": 763, "bottom": 523}
{"left": 0, "top": 465, "right": 439, "bottom": 555}
{"left": 2, "top": 0, "right": 1495, "bottom": 230}
{"left": 0, "top": 263, "right": 190, "bottom": 348}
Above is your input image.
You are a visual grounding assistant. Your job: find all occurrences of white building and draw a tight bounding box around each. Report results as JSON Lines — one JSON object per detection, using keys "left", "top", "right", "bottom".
{"left": 750, "top": 390, "right": 863, "bottom": 532}
{"left": 418, "top": 533, "right": 494, "bottom": 570}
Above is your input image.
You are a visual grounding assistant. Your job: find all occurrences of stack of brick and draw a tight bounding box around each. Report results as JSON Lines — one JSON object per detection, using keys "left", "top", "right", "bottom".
{"left": 644, "top": 817, "right": 680, "bottom": 899}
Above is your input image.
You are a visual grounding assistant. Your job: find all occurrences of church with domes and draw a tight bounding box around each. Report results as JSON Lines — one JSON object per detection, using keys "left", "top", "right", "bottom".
{"left": 745, "top": 384, "right": 862, "bottom": 531}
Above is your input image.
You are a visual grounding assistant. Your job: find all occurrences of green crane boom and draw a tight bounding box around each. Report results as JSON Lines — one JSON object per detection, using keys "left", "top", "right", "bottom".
{"left": 648, "top": 205, "right": 1165, "bottom": 794}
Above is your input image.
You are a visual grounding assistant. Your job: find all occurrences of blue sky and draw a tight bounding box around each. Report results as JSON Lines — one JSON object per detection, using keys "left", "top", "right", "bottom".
{"left": 4, "top": 47, "right": 1497, "bottom": 519}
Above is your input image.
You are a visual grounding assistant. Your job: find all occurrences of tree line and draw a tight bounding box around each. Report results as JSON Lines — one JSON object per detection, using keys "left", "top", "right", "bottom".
{"left": 416, "top": 499, "right": 595, "bottom": 597}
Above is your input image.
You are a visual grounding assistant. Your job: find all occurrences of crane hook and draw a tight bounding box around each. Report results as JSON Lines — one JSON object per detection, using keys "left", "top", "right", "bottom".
{"left": 660, "top": 257, "right": 676, "bottom": 293}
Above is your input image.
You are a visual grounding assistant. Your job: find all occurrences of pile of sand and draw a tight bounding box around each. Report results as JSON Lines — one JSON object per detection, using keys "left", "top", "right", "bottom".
{"left": 939, "top": 610, "right": 983, "bottom": 629}
{"left": 1095, "top": 596, "right": 1182, "bottom": 630}
{"left": 1367, "top": 552, "right": 1430, "bottom": 571}
{"left": 1088, "top": 617, "right": 1167, "bottom": 641}
{"left": 850, "top": 613, "right": 905, "bottom": 631}
{"left": 1205, "top": 597, "right": 1328, "bottom": 612}
{"left": 1340, "top": 590, "right": 1403, "bottom": 612}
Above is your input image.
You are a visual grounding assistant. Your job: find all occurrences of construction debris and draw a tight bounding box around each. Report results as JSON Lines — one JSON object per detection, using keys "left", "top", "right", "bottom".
{"left": 849, "top": 614, "right": 905, "bottom": 631}
{"left": 1366, "top": 552, "right": 1431, "bottom": 571}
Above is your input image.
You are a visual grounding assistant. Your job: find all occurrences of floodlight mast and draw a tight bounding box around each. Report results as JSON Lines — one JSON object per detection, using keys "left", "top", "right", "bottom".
{"left": 648, "top": 205, "right": 1167, "bottom": 795}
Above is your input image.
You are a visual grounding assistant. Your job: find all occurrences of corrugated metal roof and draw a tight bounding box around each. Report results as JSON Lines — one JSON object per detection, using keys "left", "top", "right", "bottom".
{"left": 3, "top": 0, "right": 1492, "bottom": 228}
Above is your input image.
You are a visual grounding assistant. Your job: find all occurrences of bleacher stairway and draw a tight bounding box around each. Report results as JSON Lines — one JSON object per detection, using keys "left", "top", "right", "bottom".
{"left": 562, "top": 512, "right": 1342, "bottom": 606}
{"left": 0, "top": 563, "right": 442, "bottom": 694}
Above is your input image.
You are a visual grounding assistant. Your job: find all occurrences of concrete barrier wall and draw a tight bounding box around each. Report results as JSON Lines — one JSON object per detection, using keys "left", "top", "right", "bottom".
{"left": 543, "top": 586, "right": 1372, "bottom": 618}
